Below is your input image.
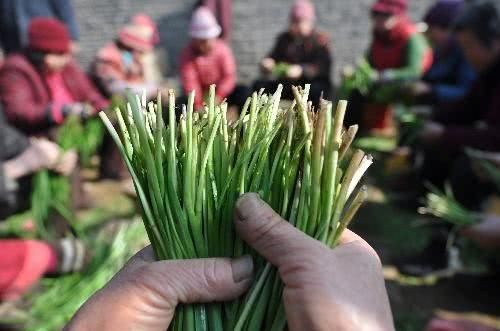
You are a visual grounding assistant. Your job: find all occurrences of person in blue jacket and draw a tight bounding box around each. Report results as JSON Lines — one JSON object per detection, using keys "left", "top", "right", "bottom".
{"left": 0, "top": 0, "right": 79, "bottom": 54}
{"left": 406, "top": 0, "right": 476, "bottom": 107}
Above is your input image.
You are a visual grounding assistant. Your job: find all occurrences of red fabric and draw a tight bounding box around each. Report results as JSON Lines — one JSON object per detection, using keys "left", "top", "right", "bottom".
{"left": 44, "top": 71, "right": 76, "bottom": 124}
{"left": 180, "top": 39, "right": 236, "bottom": 108}
{"left": 367, "top": 18, "right": 432, "bottom": 131}
{"left": 370, "top": 18, "right": 416, "bottom": 70}
{"left": 0, "top": 54, "right": 109, "bottom": 134}
{"left": 363, "top": 104, "right": 393, "bottom": 130}
{"left": 118, "top": 26, "right": 154, "bottom": 52}
{"left": 0, "top": 240, "right": 58, "bottom": 301}
{"left": 372, "top": 0, "right": 407, "bottom": 15}
{"left": 28, "top": 18, "right": 71, "bottom": 53}
{"left": 93, "top": 42, "right": 145, "bottom": 97}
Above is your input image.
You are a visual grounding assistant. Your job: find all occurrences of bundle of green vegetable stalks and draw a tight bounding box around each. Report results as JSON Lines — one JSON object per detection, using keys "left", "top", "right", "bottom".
{"left": 419, "top": 184, "right": 479, "bottom": 226}
{"left": 101, "top": 84, "right": 372, "bottom": 330}
{"left": 28, "top": 115, "right": 105, "bottom": 240}
{"left": 6, "top": 221, "right": 146, "bottom": 331}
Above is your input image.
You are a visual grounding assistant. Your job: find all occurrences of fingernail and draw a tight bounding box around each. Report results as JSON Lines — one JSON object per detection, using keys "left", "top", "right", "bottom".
{"left": 235, "top": 193, "right": 263, "bottom": 222}
{"left": 231, "top": 255, "right": 254, "bottom": 282}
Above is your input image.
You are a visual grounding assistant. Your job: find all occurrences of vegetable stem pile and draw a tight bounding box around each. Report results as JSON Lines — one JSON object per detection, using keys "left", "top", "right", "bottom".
{"left": 101, "top": 84, "right": 372, "bottom": 330}
{"left": 419, "top": 184, "right": 479, "bottom": 226}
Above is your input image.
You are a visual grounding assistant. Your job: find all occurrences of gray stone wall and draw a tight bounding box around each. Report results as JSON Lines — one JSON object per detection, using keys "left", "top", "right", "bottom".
{"left": 73, "top": 0, "right": 434, "bottom": 84}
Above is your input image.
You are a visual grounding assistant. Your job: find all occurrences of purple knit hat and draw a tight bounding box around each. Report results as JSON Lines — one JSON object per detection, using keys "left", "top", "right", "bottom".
{"left": 424, "top": 0, "right": 464, "bottom": 28}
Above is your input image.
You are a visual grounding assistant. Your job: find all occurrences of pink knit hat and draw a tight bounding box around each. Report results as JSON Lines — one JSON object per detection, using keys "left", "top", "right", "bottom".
{"left": 372, "top": 0, "right": 408, "bottom": 15}
{"left": 189, "top": 6, "right": 221, "bottom": 39}
{"left": 118, "top": 23, "right": 154, "bottom": 52}
{"left": 290, "top": 0, "right": 316, "bottom": 22}
{"left": 132, "top": 13, "right": 160, "bottom": 45}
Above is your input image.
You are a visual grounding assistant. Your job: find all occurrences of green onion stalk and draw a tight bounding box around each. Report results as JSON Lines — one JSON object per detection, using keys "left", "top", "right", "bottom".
{"left": 16, "top": 222, "right": 146, "bottom": 331}
{"left": 476, "top": 159, "right": 500, "bottom": 192}
{"left": 271, "top": 62, "right": 291, "bottom": 78}
{"left": 419, "top": 184, "right": 480, "bottom": 226}
{"left": 100, "top": 84, "right": 372, "bottom": 330}
{"left": 29, "top": 115, "right": 104, "bottom": 240}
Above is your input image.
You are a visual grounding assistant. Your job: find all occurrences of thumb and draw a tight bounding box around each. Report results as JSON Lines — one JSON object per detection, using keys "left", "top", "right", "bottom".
{"left": 66, "top": 248, "right": 253, "bottom": 331}
{"left": 234, "top": 193, "right": 326, "bottom": 270}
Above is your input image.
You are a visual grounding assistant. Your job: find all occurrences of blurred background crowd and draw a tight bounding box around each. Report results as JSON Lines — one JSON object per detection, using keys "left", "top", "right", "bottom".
{"left": 0, "top": 0, "right": 500, "bottom": 330}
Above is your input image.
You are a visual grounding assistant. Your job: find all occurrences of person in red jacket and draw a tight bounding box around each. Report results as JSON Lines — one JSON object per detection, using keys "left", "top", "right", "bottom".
{"left": 0, "top": 18, "right": 108, "bottom": 135}
{"left": 347, "top": 0, "right": 432, "bottom": 133}
{"left": 93, "top": 14, "right": 163, "bottom": 100}
{"left": 180, "top": 6, "right": 247, "bottom": 112}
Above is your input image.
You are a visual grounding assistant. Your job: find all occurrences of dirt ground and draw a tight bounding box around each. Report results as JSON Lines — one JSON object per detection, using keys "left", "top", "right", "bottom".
{"left": 350, "top": 145, "right": 500, "bottom": 331}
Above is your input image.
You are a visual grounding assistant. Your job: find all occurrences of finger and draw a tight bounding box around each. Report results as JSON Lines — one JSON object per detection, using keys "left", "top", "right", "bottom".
{"left": 337, "top": 229, "right": 365, "bottom": 245}
{"left": 337, "top": 229, "right": 380, "bottom": 262}
{"left": 234, "top": 193, "right": 325, "bottom": 269}
{"left": 67, "top": 256, "right": 253, "bottom": 331}
{"left": 146, "top": 257, "right": 253, "bottom": 305}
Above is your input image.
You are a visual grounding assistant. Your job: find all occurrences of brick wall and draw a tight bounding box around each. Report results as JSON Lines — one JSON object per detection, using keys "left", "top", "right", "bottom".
{"left": 73, "top": 0, "right": 434, "bottom": 84}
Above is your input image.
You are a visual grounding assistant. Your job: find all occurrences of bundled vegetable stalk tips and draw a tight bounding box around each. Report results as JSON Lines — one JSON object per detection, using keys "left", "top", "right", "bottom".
{"left": 419, "top": 184, "right": 479, "bottom": 226}
{"left": 100, "top": 84, "right": 372, "bottom": 330}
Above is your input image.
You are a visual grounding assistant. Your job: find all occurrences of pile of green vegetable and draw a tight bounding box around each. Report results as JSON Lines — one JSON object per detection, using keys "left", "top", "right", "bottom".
{"left": 30, "top": 116, "right": 104, "bottom": 240}
{"left": 271, "top": 62, "right": 291, "bottom": 78}
{"left": 2, "top": 221, "right": 146, "bottom": 331}
{"left": 419, "top": 184, "right": 479, "bottom": 226}
{"left": 101, "top": 84, "right": 372, "bottom": 330}
{"left": 338, "top": 58, "right": 408, "bottom": 105}
{"left": 338, "top": 58, "right": 375, "bottom": 101}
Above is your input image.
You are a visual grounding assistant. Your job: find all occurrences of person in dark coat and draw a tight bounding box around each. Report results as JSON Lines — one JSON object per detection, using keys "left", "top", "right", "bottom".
{"left": 406, "top": 0, "right": 476, "bottom": 107}
{"left": 419, "top": 0, "right": 500, "bottom": 209}
{"left": 253, "top": 0, "right": 333, "bottom": 106}
{"left": 0, "top": 0, "right": 79, "bottom": 54}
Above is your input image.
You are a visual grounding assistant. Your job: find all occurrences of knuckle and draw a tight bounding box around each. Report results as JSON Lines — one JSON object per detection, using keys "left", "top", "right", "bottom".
{"left": 201, "top": 260, "right": 224, "bottom": 291}
{"left": 250, "top": 210, "right": 285, "bottom": 244}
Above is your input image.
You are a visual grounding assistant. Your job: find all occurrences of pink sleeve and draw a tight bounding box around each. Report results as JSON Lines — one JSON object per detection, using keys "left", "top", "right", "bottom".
{"left": 216, "top": 42, "right": 236, "bottom": 100}
{"left": 51, "top": 103, "right": 65, "bottom": 124}
{"left": 180, "top": 48, "right": 203, "bottom": 108}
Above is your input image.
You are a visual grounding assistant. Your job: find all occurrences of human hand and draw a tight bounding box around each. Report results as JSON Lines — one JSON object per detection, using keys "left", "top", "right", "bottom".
{"left": 461, "top": 215, "right": 500, "bottom": 249}
{"left": 31, "top": 138, "right": 78, "bottom": 176}
{"left": 30, "top": 138, "right": 62, "bottom": 169}
{"left": 64, "top": 250, "right": 254, "bottom": 330}
{"left": 65, "top": 193, "right": 393, "bottom": 331}
{"left": 261, "top": 57, "right": 276, "bottom": 74}
{"left": 408, "top": 81, "right": 432, "bottom": 97}
{"left": 63, "top": 103, "right": 95, "bottom": 120}
{"left": 235, "top": 193, "right": 394, "bottom": 331}
{"left": 419, "top": 121, "right": 445, "bottom": 143}
{"left": 286, "top": 64, "right": 303, "bottom": 80}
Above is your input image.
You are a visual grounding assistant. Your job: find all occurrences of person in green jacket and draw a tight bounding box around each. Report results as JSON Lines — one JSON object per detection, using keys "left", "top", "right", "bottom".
{"left": 345, "top": 0, "right": 432, "bottom": 134}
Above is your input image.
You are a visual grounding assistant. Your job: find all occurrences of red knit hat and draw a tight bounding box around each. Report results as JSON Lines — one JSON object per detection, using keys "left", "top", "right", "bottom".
{"left": 28, "top": 18, "right": 71, "bottom": 53}
{"left": 372, "top": 0, "right": 408, "bottom": 15}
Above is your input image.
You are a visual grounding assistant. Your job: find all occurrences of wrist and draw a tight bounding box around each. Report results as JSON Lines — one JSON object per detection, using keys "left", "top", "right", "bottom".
{"left": 3, "top": 156, "right": 33, "bottom": 179}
